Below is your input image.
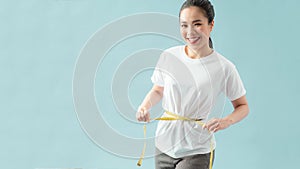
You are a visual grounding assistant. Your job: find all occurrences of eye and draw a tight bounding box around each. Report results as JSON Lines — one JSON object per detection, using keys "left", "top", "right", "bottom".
{"left": 194, "top": 23, "right": 202, "bottom": 26}
{"left": 181, "top": 24, "right": 188, "bottom": 28}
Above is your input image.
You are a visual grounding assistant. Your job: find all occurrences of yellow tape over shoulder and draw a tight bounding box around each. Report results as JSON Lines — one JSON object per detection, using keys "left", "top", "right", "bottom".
{"left": 137, "top": 111, "right": 214, "bottom": 169}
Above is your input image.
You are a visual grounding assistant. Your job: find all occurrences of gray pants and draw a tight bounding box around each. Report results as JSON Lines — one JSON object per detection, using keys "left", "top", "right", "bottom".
{"left": 155, "top": 148, "right": 215, "bottom": 169}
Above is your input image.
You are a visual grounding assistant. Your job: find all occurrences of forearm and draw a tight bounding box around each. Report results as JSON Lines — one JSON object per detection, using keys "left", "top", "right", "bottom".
{"left": 223, "top": 104, "right": 249, "bottom": 125}
{"left": 139, "top": 88, "right": 163, "bottom": 110}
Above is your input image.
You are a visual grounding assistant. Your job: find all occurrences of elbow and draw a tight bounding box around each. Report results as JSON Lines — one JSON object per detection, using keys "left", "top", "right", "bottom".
{"left": 151, "top": 85, "right": 164, "bottom": 98}
{"left": 154, "top": 89, "right": 163, "bottom": 98}
{"left": 244, "top": 103, "right": 250, "bottom": 117}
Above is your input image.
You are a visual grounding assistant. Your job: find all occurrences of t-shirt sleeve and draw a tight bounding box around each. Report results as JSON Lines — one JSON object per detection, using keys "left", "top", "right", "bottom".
{"left": 225, "top": 65, "right": 246, "bottom": 101}
{"left": 151, "top": 53, "right": 165, "bottom": 87}
{"left": 151, "top": 67, "right": 164, "bottom": 87}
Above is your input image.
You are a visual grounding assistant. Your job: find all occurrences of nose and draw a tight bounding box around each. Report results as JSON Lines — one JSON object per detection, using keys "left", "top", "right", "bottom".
{"left": 187, "top": 26, "right": 196, "bottom": 37}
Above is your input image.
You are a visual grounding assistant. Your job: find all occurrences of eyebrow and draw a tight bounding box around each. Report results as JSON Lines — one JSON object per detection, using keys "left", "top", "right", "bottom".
{"left": 180, "top": 19, "right": 203, "bottom": 24}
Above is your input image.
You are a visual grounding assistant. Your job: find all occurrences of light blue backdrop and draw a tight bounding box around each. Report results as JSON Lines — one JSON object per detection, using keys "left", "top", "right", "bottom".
{"left": 1, "top": 0, "right": 299, "bottom": 169}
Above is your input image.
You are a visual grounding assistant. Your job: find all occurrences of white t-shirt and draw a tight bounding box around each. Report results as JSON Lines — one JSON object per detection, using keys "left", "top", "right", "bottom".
{"left": 151, "top": 45, "right": 246, "bottom": 158}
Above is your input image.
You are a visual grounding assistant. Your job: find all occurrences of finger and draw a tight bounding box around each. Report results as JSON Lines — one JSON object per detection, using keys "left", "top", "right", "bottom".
{"left": 141, "top": 111, "right": 147, "bottom": 122}
{"left": 208, "top": 122, "right": 219, "bottom": 132}
{"left": 136, "top": 112, "right": 141, "bottom": 121}
{"left": 213, "top": 127, "right": 218, "bottom": 133}
{"left": 145, "top": 112, "right": 150, "bottom": 122}
{"left": 137, "top": 109, "right": 145, "bottom": 121}
{"left": 137, "top": 114, "right": 143, "bottom": 121}
{"left": 205, "top": 118, "right": 218, "bottom": 129}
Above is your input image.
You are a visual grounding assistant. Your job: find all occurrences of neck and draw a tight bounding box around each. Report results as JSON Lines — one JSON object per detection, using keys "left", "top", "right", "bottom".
{"left": 185, "top": 45, "right": 213, "bottom": 59}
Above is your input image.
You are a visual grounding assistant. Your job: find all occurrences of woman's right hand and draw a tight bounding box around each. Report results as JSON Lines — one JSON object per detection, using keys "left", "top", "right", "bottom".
{"left": 136, "top": 106, "right": 150, "bottom": 122}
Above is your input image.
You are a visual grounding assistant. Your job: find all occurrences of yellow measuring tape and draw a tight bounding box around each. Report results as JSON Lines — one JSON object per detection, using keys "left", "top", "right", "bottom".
{"left": 137, "top": 111, "right": 214, "bottom": 169}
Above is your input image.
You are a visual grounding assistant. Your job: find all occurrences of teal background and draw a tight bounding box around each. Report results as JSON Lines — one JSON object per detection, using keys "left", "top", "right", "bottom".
{"left": 1, "top": 0, "right": 299, "bottom": 169}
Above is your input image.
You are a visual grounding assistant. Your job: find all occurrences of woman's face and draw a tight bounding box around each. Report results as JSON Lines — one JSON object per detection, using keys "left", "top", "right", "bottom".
{"left": 180, "top": 6, "right": 214, "bottom": 50}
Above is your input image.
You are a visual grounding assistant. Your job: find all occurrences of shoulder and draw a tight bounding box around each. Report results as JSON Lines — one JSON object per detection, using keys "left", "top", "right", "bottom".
{"left": 157, "top": 45, "right": 184, "bottom": 62}
{"left": 156, "top": 46, "right": 185, "bottom": 68}
{"left": 214, "top": 51, "right": 237, "bottom": 73}
{"left": 214, "top": 51, "right": 235, "bottom": 67}
{"left": 163, "top": 45, "right": 184, "bottom": 56}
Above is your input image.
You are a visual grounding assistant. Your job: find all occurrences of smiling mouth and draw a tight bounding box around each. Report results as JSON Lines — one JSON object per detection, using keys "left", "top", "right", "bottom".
{"left": 187, "top": 37, "right": 200, "bottom": 44}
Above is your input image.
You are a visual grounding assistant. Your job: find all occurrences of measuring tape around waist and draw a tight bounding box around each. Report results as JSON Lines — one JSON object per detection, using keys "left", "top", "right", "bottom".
{"left": 137, "top": 111, "right": 214, "bottom": 169}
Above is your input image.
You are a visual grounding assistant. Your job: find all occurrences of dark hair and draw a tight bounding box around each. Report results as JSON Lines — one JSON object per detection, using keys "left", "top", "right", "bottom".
{"left": 179, "top": 0, "right": 215, "bottom": 48}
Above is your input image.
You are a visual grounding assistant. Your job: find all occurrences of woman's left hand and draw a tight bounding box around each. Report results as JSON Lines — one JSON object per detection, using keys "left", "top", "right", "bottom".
{"left": 203, "top": 118, "right": 233, "bottom": 133}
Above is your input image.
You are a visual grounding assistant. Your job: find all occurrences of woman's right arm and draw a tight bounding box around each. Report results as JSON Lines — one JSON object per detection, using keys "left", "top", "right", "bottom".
{"left": 136, "top": 85, "right": 164, "bottom": 122}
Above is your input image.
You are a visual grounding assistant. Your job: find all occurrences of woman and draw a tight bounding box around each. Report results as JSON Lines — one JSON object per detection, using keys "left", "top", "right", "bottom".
{"left": 136, "top": 0, "right": 249, "bottom": 168}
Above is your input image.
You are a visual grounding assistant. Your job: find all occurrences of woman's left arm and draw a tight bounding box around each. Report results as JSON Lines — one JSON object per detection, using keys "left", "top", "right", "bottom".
{"left": 203, "top": 95, "right": 249, "bottom": 133}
